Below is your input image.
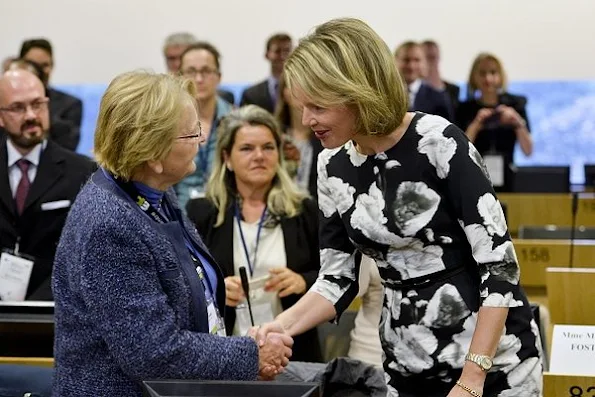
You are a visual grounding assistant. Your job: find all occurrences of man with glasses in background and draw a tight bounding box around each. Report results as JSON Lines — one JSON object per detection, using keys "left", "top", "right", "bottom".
{"left": 163, "top": 32, "right": 235, "bottom": 105}
{"left": 0, "top": 69, "right": 94, "bottom": 303}
{"left": 20, "top": 38, "right": 83, "bottom": 148}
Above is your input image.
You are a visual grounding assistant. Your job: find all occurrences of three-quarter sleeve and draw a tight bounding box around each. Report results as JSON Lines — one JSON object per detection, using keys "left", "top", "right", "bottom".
{"left": 309, "top": 149, "right": 360, "bottom": 319}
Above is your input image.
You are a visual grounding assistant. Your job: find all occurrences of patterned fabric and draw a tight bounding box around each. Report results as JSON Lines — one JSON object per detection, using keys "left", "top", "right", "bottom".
{"left": 311, "top": 113, "right": 542, "bottom": 396}
{"left": 175, "top": 96, "right": 233, "bottom": 211}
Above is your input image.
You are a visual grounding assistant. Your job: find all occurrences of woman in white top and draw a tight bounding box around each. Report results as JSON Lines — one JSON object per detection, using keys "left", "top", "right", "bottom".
{"left": 187, "top": 105, "right": 323, "bottom": 362}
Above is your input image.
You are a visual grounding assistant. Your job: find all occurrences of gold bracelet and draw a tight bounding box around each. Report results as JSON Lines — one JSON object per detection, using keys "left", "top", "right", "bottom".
{"left": 456, "top": 380, "right": 482, "bottom": 397}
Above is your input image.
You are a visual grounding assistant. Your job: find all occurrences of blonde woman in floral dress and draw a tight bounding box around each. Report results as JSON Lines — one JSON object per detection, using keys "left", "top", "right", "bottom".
{"left": 257, "top": 18, "right": 543, "bottom": 397}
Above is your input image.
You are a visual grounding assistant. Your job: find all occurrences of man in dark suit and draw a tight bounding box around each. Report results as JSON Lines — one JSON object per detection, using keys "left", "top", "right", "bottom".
{"left": 240, "top": 33, "right": 293, "bottom": 113}
{"left": 0, "top": 69, "right": 95, "bottom": 301}
{"left": 395, "top": 41, "right": 454, "bottom": 121}
{"left": 422, "top": 40, "right": 460, "bottom": 113}
{"left": 20, "top": 38, "right": 83, "bottom": 150}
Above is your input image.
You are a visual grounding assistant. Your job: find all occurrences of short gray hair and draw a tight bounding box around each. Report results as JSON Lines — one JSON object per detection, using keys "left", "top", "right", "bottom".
{"left": 163, "top": 32, "right": 197, "bottom": 51}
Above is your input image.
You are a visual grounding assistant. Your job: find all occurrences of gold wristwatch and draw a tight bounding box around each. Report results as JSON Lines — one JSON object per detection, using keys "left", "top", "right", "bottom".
{"left": 465, "top": 352, "right": 493, "bottom": 371}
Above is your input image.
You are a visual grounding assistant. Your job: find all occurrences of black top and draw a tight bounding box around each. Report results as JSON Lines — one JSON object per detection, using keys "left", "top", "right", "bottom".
{"left": 186, "top": 196, "right": 323, "bottom": 362}
{"left": 455, "top": 93, "right": 529, "bottom": 164}
{"left": 456, "top": 93, "right": 530, "bottom": 191}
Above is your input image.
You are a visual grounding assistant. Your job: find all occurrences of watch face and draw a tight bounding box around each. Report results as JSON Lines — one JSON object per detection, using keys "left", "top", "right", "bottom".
{"left": 481, "top": 356, "right": 493, "bottom": 369}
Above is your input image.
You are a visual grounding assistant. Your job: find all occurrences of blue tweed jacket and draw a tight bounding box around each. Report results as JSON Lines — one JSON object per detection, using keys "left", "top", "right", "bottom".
{"left": 52, "top": 170, "right": 259, "bottom": 396}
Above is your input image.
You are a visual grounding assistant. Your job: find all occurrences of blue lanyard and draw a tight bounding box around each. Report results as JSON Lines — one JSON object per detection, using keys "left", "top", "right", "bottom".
{"left": 234, "top": 202, "right": 267, "bottom": 277}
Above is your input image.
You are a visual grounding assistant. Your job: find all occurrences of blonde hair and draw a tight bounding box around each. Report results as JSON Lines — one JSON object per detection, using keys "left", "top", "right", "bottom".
{"left": 94, "top": 71, "right": 197, "bottom": 180}
{"left": 283, "top": 17, "right": 407, "bottom": 136}
{"left": 467, "top": 53, "right": 508, "bottom": 99}
{"left": 206, "top": 105, "right": 307, "bottom": 227}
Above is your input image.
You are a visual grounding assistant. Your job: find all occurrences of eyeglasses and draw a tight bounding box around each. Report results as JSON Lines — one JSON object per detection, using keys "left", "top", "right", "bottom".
{"left": 181, "top": 67, "right": 220, "bottom": 79}
{"left": 175, "top": 122, "right": 203, "bottom": 141}
{"left": 0, "top": 98, "right": 49, "bottom": 116}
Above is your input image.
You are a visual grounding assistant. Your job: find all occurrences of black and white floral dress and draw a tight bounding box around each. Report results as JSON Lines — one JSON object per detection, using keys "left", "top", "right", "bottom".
{"left": 310, "top": 113, "right": 543, "bottom": 397}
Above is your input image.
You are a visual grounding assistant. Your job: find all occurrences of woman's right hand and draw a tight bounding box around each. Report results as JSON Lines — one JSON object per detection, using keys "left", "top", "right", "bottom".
{"left": 224, "top": 276, "right": 245, "bottom": 307}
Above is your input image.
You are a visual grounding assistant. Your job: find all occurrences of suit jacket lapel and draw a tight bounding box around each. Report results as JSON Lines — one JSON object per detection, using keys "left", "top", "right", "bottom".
{"left": 24, "top": 141, "right": 65, "bottom": 212}
{"left": 0, "top": 139, "right": 16, "bottom": 215}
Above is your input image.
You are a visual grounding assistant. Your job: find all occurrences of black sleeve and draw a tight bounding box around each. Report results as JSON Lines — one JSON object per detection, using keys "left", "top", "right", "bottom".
{"left": 300, "top": 198, "right": 321, "bottom": 290}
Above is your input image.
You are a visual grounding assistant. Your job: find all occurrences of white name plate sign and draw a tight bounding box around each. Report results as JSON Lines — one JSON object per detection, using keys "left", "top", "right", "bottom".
{"left": 550, "top": 325, "right": 595, "bottom": 375}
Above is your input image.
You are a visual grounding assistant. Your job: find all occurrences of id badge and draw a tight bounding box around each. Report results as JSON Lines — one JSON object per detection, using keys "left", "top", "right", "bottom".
{"left": 0, "top": 251, "right": 34, "bottom": 301}
{"left": 206, "top": 298, "right": 226, "bottom": 336}
{"left": 483, "top": 154, "right": 505, "bottom": 187}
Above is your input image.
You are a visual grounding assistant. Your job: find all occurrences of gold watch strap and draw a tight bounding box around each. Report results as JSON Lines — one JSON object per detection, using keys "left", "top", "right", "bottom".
{"left": 456, "top": 380, "right": 482, "bottom": 397}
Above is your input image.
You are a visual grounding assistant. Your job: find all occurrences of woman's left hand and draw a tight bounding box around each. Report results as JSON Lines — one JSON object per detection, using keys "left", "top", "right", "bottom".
{"left": 265, "top": 268, "right": 306, "bottom": 297}
{"left": 496, "top": 105, "right": 525, "bottom": 129}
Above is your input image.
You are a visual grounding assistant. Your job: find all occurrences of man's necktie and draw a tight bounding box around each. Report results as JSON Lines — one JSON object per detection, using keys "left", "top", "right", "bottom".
{"left": 15, "top": 158, "right": 31, "bottom": 215}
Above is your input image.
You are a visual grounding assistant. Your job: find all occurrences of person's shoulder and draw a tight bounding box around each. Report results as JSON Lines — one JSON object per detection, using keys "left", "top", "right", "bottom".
{"left": 241, "top": 80, "right": 267, "bottom": 95}
{"left": 48, "top": 87, "right": 82, "bottom": 105}
{"left": 500, "top": 92, "right": 527, "bottom": 107}
{"left": 415, "top": 112, "right": 453, "bottom": 133}
{"left": 186, "top": 197, "right": 218, "bottom": 220}
{"left": 47, "top": 140, "right": 93, "bottom": 164}
{"left": 300, "top": 196, "right": 318, "bottom": 213}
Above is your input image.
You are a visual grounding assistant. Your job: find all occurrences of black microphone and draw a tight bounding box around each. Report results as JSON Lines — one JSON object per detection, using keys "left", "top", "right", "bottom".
{"left": 239, "top": 266, "right": 255, "bottom": 326}
{"left": 569, "top": 192, "right": 579, "bottom": 269}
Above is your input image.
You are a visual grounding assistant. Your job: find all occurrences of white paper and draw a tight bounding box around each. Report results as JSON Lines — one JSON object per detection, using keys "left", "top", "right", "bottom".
{"left": 40, "top": 199, "right": 71, "bottom": 211}
{"left": 236, "top": 275, "right": 277, "bottom": 335}
{"left": 0, "top": 252, "right": 34, "bottom": 301}
{"left": 549, "top": 325, "right": 595, "bottom": 375}
{"left": 483, "top": 155, "right": 505, "bottom": 187}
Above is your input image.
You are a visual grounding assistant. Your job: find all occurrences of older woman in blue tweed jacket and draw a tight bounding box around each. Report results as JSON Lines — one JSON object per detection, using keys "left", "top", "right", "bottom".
{"left": 51, "top": 71, "right": 293, "bottom": 396}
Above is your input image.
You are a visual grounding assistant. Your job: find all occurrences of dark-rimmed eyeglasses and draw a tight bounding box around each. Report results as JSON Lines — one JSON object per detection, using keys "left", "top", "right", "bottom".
{"left": 0, "top": 98, "right": 49, "bottom": 116}
{"left": 175, "top": 121, "right": 203, "bottom": 141}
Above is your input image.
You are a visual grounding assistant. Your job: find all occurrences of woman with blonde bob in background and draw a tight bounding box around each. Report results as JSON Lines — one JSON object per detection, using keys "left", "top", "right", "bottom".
{"left": 52, "top": 71, "right": 292, "bottom": 396}
{"left": 187, "top": 104, "right": 323, "bottom": 363}
{"left": 257, "top": 18, "right": 542, "bottom": 397}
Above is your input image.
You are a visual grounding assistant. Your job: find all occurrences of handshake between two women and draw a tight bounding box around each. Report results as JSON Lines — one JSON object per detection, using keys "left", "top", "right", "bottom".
{"left": 247, "top": 322, "right": 294, "bottom": 380}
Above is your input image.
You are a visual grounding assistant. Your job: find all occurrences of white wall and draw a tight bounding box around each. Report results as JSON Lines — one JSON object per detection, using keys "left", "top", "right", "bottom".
{"left": 1, "top": 0, "right": 593, "bottom": 85}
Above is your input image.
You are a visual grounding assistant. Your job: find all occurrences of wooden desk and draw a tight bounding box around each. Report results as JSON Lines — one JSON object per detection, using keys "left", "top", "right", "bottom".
{"left": 546, "top": 267, "right": 595, "bottom": 325}
{"left": 498, "top": 193, "right": 595, "bottom": 236}
{"left": 544, "top": 373, "right": 595, "bottom": 397}
{"left": 514, "top": 239, "right": 595, "bottom": 287}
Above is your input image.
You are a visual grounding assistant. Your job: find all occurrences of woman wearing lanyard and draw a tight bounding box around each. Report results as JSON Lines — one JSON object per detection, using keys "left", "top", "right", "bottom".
{"left": 187, "top": 105, "right": 323, "bottom": 363}
{"left": 456, "top": 53, "right": 533, "bottom": 192}
{"left": 51, "top": 72, "right": 292, "bottom": 396}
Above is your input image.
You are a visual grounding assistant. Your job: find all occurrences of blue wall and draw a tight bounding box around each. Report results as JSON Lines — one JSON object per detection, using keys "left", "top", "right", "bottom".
{"left": 56, "top": 81, "right": 595, "bottom": 185}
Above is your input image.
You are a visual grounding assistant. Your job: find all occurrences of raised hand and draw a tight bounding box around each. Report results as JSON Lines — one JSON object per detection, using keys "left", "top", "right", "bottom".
{"left": 496, "top": 105, "right": 525, "bottom": 129}
{"left": 473, "top": 108, "right": 495, "bottom": 126}
{"left": 265, "top": 267, "right": 306, "bottom": 298}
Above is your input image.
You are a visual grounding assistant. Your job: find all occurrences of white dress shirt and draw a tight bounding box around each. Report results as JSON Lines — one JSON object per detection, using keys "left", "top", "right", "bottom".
{"left": 7, "top": 139, "right": 45, "bottom": 197}
{"left": 408, "top": 78, "right": 423, "bottom": 109}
